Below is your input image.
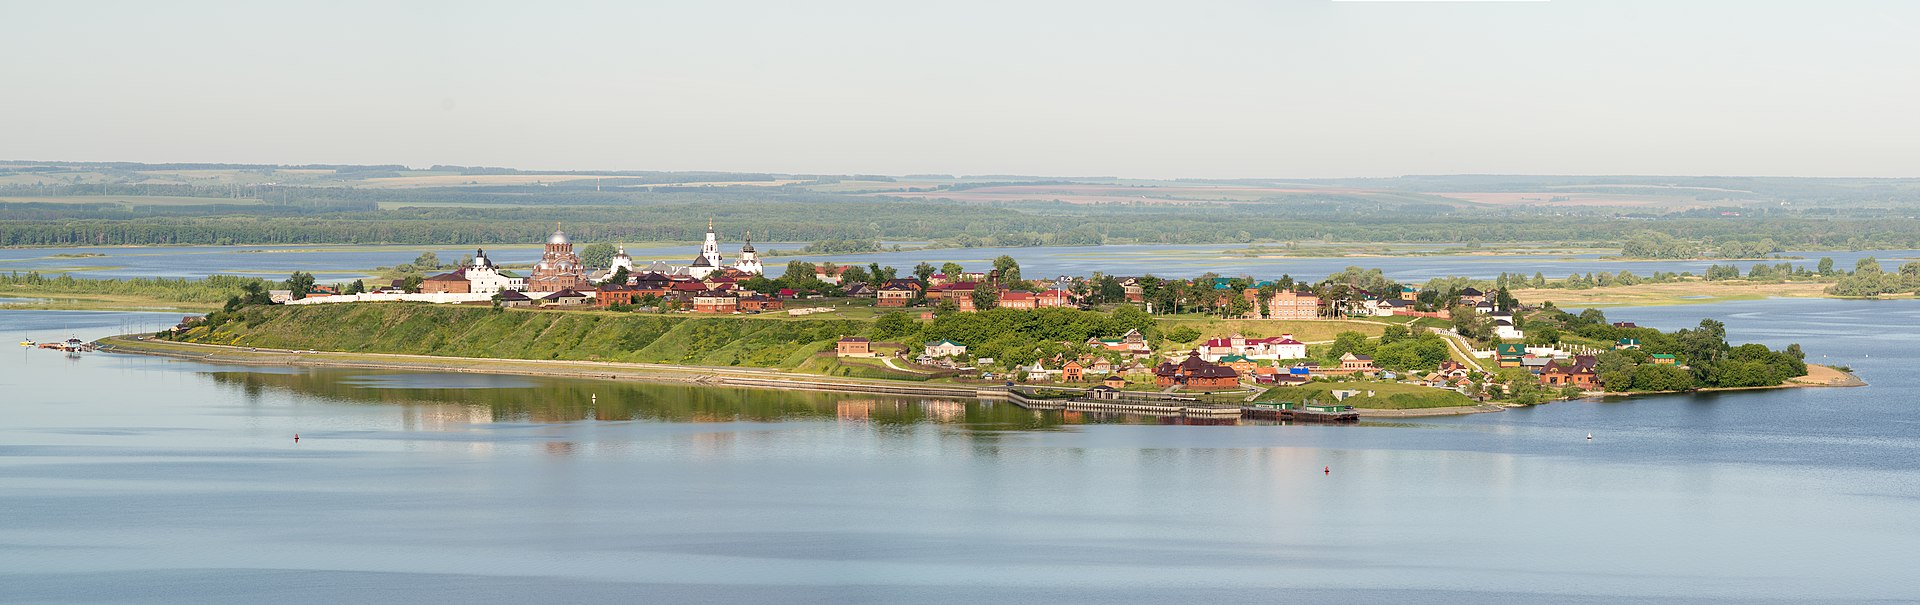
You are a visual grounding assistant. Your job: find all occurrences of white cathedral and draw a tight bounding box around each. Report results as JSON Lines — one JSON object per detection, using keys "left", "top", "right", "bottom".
{"left": 597, "top": 219, "right": 761, "bottom": 281}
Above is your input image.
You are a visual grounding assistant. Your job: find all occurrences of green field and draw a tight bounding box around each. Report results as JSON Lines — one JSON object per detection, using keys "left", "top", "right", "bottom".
{"left": 173, "top": 303, "right": 869, "bottom": 367}
{"left": 0, "top": 195, "right": 265, "bottom": 206}
{"left": 1259, "top": 380, "right": 1474, "bottom": 410}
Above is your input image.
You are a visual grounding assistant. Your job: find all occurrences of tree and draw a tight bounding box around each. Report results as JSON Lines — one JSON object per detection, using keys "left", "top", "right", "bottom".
{"left": 785, "top": 260, "right": 817, "bottom": 284}
{"left": 940, "top": 262, "right": 965, "bottom": 278}
{"left": 872, "top": 312, "right": 919, "bottom": 341}
{"left": 400, "top": 274, "right": 424, "bottom": 293}
{"left": 971, "top": 286, "right": 1000, "bottom": 311}
{"left": 1379, "top": 324, "right": 1411, "bottom": 345}
{"left": 1631, "top": 364, "right": 1694, "bottom": 391}
{"left": 412, "top": 251, "right": 442, "bottom": 270}
{"left": 1164, "top": 325, "right": 1201, "bottom": 344}
{"left": 239, "top": 281, "right": 272, "bottom": 306}
{"left": 1855, "top": 257, "right": 1882, "bottom": 275}
{"left": 913, "top": 262, "right": 936, "bottom": 284}
{"left": 285, "top": 271, "right": 315, "bottom": 300}
{"left": 343, "top": 279, "right": 365, "bottom": 295}
{"left": 1096, "top": 274, "right": 1124, "bottom": 304}
{"left": 992, "top": 255, "right": 1022, "bottom": 286}
{"left": 579, "top": 243, "right": 616, "bottom": 269}
{"left": 599, "top": 266, "right": 630, "bottom": 287}
{"left": 1329, "top": 331, "right": 1371, "bottom": 358}
{"left": 1817, "top": 257, "right": 1835, "bottom": 275}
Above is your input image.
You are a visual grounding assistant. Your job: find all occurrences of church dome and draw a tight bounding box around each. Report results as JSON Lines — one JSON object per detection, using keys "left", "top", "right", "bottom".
{"left": 548, "top": 229, "right": 569, "bottom": 245}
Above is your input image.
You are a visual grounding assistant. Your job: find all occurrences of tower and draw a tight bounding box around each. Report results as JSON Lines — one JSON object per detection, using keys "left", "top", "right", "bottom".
{"left": 689, "top": 217, "right": 724, "bottom": 279}
{"left": 530, "top": 224, "right": 584, "bottom": 292}
{"left": 734, "top": 230, "right": 763, "bottom": 276}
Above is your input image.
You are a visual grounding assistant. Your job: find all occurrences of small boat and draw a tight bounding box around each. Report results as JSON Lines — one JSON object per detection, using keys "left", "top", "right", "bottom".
{"left": 19, "top": 338, "right": 34, "bottom": 347}
{"left": 1586, "top": 432, "right": 1593, "bottom": 441}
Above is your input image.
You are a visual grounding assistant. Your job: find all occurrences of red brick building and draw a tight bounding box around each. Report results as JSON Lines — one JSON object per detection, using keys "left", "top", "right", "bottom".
{"left": 836, "top": 337, "right": 871, "bottom": 357}
{"left": 691, "top": 294, "right": 738, "bottom": 314}
{"left": 1154, "top": 352, "right": 1240, "bottom": 389}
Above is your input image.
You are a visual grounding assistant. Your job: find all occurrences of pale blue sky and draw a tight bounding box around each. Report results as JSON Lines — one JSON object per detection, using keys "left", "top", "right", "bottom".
{"left": 2, "top": 0, "right": 1915, "bottom": 178}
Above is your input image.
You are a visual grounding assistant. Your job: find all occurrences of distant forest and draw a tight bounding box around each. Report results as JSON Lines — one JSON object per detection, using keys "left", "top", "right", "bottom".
{"left": 4, "top": 162, "right": 1920, "bottom": 250}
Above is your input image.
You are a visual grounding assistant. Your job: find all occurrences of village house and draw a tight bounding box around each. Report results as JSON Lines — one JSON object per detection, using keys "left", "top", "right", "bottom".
{"left": 997, "top": 291, "right": 1036, "bottom": 310}
{"left": 1154, "top": 352, "right": 1240, "bottom": 390}
{"left": 691, "top": 293, "right": 739, "bottom": 314}
{"left": 924, "top": 339, "right": 967, "bottom": 358}
{"left": 737, "top": 294, "right": 784, "bottom": 312}
{"left": 1262, "top": 289, "right": 1322, "bottom": 320}
{"left": 421, "top": 271, "right": 471, "bottom": 294}
{"left": 1492, "top": 313, "right": 1525, "bottom": 340}
{"left": 1341, "top": 352, "right": 1375, "bottom": 371}
{"left": 495, "top": 290, "right": 535, "bottom": 308}
{"left": 1035, "top": 289, "right": 1071, "bottom": 308}
{"left": 1215, "top": 354, "right": 1260, "bottom": 377}
{"left": 1199, "top": 333, "right": 1307, "bottom": 362}
{"left": 814, "top": 265, "right": 852, "bottom": 285}
{"left": 876, "top": 284, "right": 917, "bottom": 307}
{"left": 1087, "top": 328, "right": 1152, "bottom": 358}
{"left": 1061, "top": 360, "right": 1085, "bottom": 382}
{"left": 1616, "top": 337, "right": 1642, "bottom": 350}
{"left": 1652, "top": 353, "right": 1678, "bottom": 365}
{"left": 542, "top": 288, "right": 591, "bottom": 306}
{"left": 1539, "top": 355, "right": 1599, "bottom": 388}
{"left": 1102, "top": 374, "right": 1128, "bottom": 389}
{"left": 836, "top": 337, "right": 872, "bottom": 357}
{"left": 1496, "top": 343, "right": 1527, "bottom": 368}
{"left": 1458, "top": 287, "right": 1486, "bottom": 305}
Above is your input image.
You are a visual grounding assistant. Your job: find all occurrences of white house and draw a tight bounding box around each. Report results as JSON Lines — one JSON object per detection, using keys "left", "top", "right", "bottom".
{"left": 924, "top": 339, "right": 967, "bottom": 358}
{"left": 1491, "top": 313, "right": 1525, "bottom": 341}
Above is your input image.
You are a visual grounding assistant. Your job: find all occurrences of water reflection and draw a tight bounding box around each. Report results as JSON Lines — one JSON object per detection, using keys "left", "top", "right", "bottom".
{"left": 199, "top": 368, "right": 1289, "bottom": 431}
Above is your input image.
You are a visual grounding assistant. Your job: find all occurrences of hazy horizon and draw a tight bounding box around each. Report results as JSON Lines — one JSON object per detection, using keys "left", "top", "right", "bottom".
{"left": 5, "top": 0, "right": 1917, "bottom": 179}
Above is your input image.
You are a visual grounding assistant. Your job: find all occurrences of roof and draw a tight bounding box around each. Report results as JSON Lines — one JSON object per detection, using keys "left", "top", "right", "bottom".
{"left": 497, "top": 290, "right": 532, "bottom": 301}
{"left": 1217, "top": 354, "right": 1252, "bottom": 363}
{"left": 838, "top": 336, "right": 870, "bottom": 343}
{"left": 550, "top": 288, "right": 587, "bottom": 298}
{"left": 1342, "top": 353, "right": 1373, "bottom": 361}
{"left": 1651, "top": 353, "right": 1677, "bottom": 359}
{"left": 926, "top": 339, "right": 965, "bottom": 347}
{"left": 1496, "top": 343, "right": 1527, "bottom": 354}
{"left": 425, "top": 271, "right": 467, "bottom": 282}
{"left": 548, "top": 229, "right": 569, "bottom": 245}
{"left": 1086, "top": 385, "right": 1119, "bottom": 393}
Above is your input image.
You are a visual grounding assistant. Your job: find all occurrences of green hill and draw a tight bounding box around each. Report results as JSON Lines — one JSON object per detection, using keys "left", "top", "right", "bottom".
{"left": 171, "top": 303, "right": 867, "bottom": 367}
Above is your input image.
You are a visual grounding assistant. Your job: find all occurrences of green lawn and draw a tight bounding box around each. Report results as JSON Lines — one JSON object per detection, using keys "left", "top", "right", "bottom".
{"left": 1259, "top": 380, "right": 1474, "bottom": 410}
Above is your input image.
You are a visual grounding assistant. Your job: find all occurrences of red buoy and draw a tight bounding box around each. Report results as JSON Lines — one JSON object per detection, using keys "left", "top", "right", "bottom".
{"left": 293, "top": 434, "right": 300, "bottom": 443}
{"left": 1324, "top": 466, "right": 1330, "bottom": 475}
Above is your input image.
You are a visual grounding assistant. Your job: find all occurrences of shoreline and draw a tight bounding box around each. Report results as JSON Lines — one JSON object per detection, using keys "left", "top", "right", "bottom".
{"left": 94, "top": 336, "right": 1514, "bottom": 418}
{"left": 95, "top": 336, "right": 1863, "bottom": 420}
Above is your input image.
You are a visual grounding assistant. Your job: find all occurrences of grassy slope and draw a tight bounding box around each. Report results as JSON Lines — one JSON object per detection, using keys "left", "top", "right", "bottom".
{"left": 1258, "top": 380, "right": 1474, "bottom": 410}
{"left": 173, "top": 303, "right": 867, "bottom": 367}
{"left": 1153, "top": 317, "right": 1384, "bottom": 345}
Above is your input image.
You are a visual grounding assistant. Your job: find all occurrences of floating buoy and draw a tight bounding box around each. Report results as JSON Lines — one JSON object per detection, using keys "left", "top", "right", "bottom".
{"left": 1324, "top": 466, "right": 1330, "bottom": 475}
{"left": 293, "top": 434, "right": 300, "bottom": 443}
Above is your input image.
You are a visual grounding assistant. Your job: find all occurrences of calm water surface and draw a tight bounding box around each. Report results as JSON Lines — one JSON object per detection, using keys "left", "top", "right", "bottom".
{"left": 3, "top": 244, "right": 1915, "bottom": 282}
{"left": 2, "top": 299, "right": 1917, "bottom": 604}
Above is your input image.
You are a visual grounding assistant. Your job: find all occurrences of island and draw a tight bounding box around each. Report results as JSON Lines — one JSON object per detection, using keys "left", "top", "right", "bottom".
{"left": 72, "top": 224, "right": 1859, "bottom": 421}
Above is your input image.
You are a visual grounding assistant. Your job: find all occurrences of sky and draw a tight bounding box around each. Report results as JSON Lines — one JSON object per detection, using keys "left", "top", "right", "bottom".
{"left": 2, "top": 0, "right": 1916, "bottom": 178}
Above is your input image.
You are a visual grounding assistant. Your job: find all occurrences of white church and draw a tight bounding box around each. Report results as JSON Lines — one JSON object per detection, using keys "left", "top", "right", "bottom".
{"left": 597, "top": 219, "right": 762, "bottom": 281}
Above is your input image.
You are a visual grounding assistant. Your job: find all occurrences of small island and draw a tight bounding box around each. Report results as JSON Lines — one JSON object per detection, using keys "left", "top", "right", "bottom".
{"left": 82, "top": 224, "right": 1858, "bottom": 422}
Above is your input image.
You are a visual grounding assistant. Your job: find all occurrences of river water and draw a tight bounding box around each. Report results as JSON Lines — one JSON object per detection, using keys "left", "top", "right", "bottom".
{"left": 2, "top": 298, "right": 1917, "bottom": 604}
{"left": 3, "top": 243, "right": 1916, "bottom": 282}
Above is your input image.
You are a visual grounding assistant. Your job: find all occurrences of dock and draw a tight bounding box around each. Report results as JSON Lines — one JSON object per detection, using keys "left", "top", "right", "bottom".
{"left": 999, "top": 388, "right": 1357, "bottom": 423}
